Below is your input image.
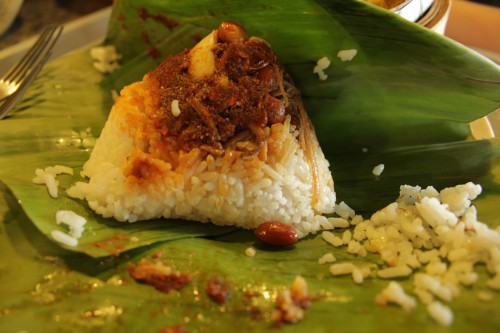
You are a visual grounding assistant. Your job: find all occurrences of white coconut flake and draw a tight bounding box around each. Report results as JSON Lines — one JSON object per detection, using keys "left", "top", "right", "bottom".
{"left": 51, "top": 230, "right": 78, "bottom": 247}
{"left": 337, "top": 49, "right": 358, "bottom": 62}
{"left": 171, "top": 99, "right": 181, "bottom": 117}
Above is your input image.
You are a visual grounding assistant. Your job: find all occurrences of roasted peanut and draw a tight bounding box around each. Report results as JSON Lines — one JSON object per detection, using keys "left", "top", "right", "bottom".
{"left": 264, "top": 95, "right": 286, "bottom": 125}
{"left": 218, "top": 21, "right": 248, "bottom": 43}
{"left": 255, "top": 221, "right": 298, "bottom": 246}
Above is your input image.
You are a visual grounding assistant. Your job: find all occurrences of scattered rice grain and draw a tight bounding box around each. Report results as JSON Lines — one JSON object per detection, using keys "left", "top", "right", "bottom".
{"left": 327, "top": 217, "right": 350, "bottom": 228}
{"left": 329, "top": 263, "right": 355, "bottom": 276}
{"left": 337, "top": 49, "right": 357, "bottom": 62}
{"left": 375, "top": 281, "right": 416, "bottom": 312}
{"left": 171, "top": 99, "right": 181, "bottom": 117}
{"left": 51, "top": 230, "right": 78, "bottom": 247}
{"left": 334, "top": 201, "right": 355, "bottom": 219}
{"left": 90, "top": 45, "right": 122, "bottom": 73}
{"left": 318, "top": 252, "right": 336, "bottom": 264}
{"left": 372, "top": 164, "right": 384, "bottom": 176}
{"left": 322, "top": 231, "right": 343, "bottom": 247}
{"left": 427, "top": 301, "right": 453, "bottom": 326}
{"left": 377, "top": 265, "right": 412, "bottom": 279}
{"left": 55, "top": 210, "right": 87, "bottom": 238}
{"left": 313, "top": 56, "right": 330, "bottom": 80}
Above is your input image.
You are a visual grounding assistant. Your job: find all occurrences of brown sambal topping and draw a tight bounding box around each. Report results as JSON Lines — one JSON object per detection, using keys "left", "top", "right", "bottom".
{"left": 144, "top": 21, "right": 322, "bottom": 205}
{"left": 146, "top": 21, "right": 302, "bottom": 157}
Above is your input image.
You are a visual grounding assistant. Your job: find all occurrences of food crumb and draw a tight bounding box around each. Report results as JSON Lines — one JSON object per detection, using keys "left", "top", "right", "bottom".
{"left": 55, "top": 210, "right": 87, "bottom": 238}
{"left": 160, "top": 324, "right": 187, "bottom": 333}
{"left": 90, "top": 45, "right": 122, "bottom": 73}
{"left": 372, "top": 164, "right": 385, "bottom": 176}
{"left": 427, "top": 301, "right": 453, "bottom": 326}
{"left": 375, "top": 281, "right": 416, "bottom": 312}
{"left": 32, "top": 165, "right": 73, "bottom": 198}
{"left": 245, "top": 247, "right": 256, "bottom": 257}
{"left": 322, "top": 231, "right": 343, "bottom": 247}
{"left": 51, "top": 230, "right": 78, "bottom": 247}
{"left": 477, "top": 291, "right": 494, "bottom": 302}
{"left": 111, "top": 89, "right": 119, "bottom": 101}
{"left": 128, "top": 259, "right": 192, "bottom": 293}
{"left": 273, "top": 276, "right": 311, "bottom": 326}
{"left": 206, "top": 276, "right": 231, "bottom": 304}
{"left": 313, "top": 56, "right": 330, "bottom": 80}
{"left": 337, "top": 49, "right": 358, "bottom": 62}
{"left": 318, "top": 252, "right": 336, "bottom": 264}
{"left": 171, "top": 99, "right": 181, "bottom": 117}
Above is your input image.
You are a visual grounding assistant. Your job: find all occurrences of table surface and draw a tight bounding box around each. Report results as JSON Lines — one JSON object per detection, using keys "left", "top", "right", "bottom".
{"left": 0, "top": 0, "right": 112, "bottom": 50}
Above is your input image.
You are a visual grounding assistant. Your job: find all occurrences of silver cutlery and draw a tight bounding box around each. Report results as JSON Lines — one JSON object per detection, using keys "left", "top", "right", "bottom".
{"left": 0, "top": 24, "right": 63, "bottom": 119}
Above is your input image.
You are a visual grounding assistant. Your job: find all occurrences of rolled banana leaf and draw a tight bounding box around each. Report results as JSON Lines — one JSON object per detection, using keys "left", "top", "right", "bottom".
{"left": 0, "top": 0, "right": 499, "bottom": 332}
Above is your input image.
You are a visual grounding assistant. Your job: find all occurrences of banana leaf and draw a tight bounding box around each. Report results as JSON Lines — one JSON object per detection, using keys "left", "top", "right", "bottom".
{"left": 1, "top": 0, "right": 500, "bottom": 332}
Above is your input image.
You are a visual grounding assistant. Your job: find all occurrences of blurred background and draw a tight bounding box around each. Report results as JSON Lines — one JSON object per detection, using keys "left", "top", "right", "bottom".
{"left": 0, "top": 0, "right": 112, "bottom": 47}
{"left": 0, "top": 0, "right": 498, "bottom": 58}
{"left": 445, "top": 0, "right": 499, "bottom": 57}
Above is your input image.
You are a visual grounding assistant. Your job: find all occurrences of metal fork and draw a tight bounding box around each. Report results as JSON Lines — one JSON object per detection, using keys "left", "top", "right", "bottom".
{"left": 0, "top": 24, "right": 63, "bottom": 119}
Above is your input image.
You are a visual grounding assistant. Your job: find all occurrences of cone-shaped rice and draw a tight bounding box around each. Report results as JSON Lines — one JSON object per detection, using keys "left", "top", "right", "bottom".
{"left": 68, "top": 21, "right": 335, "bottom": 237}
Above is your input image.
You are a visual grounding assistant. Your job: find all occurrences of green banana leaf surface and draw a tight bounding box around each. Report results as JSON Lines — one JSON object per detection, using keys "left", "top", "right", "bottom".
{"left": 1, "top": 0, "right": 499, "bottom": 332}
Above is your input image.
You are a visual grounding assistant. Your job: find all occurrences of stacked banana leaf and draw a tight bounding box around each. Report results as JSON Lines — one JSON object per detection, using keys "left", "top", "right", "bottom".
{"left": 0, "top": 0, "right": 499, "bottom": 332}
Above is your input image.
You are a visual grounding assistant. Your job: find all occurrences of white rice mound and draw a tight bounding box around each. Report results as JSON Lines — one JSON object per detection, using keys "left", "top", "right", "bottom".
{"left": 67, "top": 82, "right": 336, "bottom": 237}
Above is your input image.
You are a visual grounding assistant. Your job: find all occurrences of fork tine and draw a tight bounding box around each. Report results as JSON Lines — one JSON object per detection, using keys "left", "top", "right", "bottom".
{"left": 3, "top": 25, "right": 62, "bottom": 83}
{"left": 0, "top": 46, "right": 55, "bottom": 119}
{"left": 2, "top": 25, "right": 55, "bottom": 80}
{"left": 0, "top": 53, "right": 48, "bottom": 119}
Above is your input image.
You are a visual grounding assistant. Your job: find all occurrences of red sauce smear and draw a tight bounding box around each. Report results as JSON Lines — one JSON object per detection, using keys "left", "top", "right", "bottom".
{"left": 138, "top": 7, "right": 180, "bottom": 31}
